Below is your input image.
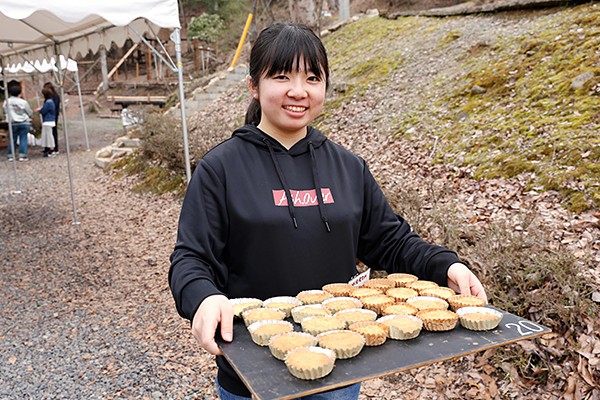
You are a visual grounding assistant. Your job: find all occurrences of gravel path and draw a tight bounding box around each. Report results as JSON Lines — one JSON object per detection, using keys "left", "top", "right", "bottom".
{"left": 0, "top": 114, "right": 218, "bottom": 399}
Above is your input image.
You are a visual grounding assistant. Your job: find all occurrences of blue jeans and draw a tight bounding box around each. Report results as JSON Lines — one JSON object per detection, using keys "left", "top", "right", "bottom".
{"left": 7, "top": 123, "right": 29, "bottom": 158}
{"left": 216, "top": 379, "right": 360, "bottom": 400}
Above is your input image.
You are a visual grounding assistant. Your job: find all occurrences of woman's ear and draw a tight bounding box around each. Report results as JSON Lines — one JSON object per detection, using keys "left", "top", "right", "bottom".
{"left": 248, "top": 75, "right": 259, "bottom": 100}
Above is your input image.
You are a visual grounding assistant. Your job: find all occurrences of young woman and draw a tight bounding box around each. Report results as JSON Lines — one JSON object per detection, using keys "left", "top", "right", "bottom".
{"left": 43, "top": 82, "right": 60, "bottom": 154}
{"left": 37, "top": 87, "right": 56, "bottom": 157}
{"left": 169, "top": 23, "right": 487, "bottom": 400}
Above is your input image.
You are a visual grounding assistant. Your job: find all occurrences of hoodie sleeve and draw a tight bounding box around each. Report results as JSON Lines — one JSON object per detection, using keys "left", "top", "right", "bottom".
{"left": 169, "top": 157, "right": 230, "bottom": 321}
{"left": 357, "top": 163, "right": 460, "bottom": 286}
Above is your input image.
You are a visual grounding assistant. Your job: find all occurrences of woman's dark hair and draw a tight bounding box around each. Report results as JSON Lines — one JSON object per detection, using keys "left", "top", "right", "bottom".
{"left": 245, "top": 23, "right": 330, "bottom": 125}
{"left": 43, "top": 82, "right": 57, "bottom": 96}
{"left": 42, "top": 87, "right": 54, "bottom": 100}
{"left": 8, "top": 85, "right": 22, "bottom": 97}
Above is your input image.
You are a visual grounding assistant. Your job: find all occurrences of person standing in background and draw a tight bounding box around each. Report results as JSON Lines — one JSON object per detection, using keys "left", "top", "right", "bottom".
{"left": 43, "top": 82, "right": 60, "bottom": 155}
{"left": 37, "top": 87, "right": 56, "bottom": 157}
{"left": 2, "top": 84, "right": 33, "bottom": 161}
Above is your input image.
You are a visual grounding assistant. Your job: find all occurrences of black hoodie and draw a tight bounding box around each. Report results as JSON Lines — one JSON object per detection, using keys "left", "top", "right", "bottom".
{"left": 169, "top": 124, "right": 460, "bottom": 396}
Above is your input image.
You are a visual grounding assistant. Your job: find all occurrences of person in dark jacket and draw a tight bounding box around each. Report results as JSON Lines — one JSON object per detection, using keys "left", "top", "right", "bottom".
{"left": 43, "top": 82, "right": 60, "bottom": 155}
{"left": 169, "top": 22, "right": 487, "bottom": 400}
{"left": 37, "top": 87, "right": 56, "bottom": 157}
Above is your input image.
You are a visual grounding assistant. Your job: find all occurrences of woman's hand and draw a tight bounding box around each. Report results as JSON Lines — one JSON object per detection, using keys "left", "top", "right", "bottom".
{"left": 447, "top": 262, "right": 488, "bottom": 303}
{"left": 191, "top": 294, "right": 233, "bottom": 355}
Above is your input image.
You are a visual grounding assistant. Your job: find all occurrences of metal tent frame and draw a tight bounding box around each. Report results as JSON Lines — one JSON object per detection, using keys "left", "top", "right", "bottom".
{"left": 0, "top": 1, "right": 190, "bottom": 224}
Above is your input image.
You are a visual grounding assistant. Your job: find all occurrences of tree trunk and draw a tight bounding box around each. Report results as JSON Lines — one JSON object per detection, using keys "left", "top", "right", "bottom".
{"left": 339, "top": 0, "right": 350, "bottom": 21}
{"left": 289, "top": 0, "right": 323, "bottom": 33}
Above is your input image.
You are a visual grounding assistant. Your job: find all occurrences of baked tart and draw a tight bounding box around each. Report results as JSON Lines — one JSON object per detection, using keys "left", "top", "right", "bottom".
{"left": 300, "top": 315, "right": 346, "bottom": 336}
{"left": 385, "top": 287, "right": 419, "bottom": 302}
{"left": 417, "top": 309, "right": 459, "bottom": 331}
{"left": 361, "top": 294, "right": 395, "bottom": 315}
{"left": 248, "top": 320, "right": 294, "bottom": 346}
{"left": 322, "top": 283, "right": 355, "bottom": 297}
{"left": 406, "top": 296, "right": 449, "bottom": 311}
{"left": 263, "top": 296, "right": 302, "bottom": 317}
{"left": 381, "top": 302, "right": 419, "bottom": 316}
{"left": 334, "top": 308, "right": 378, "bottom": 327}
{"left": 377, "top": 315, "right": 423, "bottom": 340}
{"left": 447, "top": 294, "right": 486, "bottom": 311}
{"left": 291, "top": 304, "right": 332, "bottom": 323}
{"left": 419, "top": 287, "right": 456, "bottom": 300}
{"left": 317, "top": 330, "right": 366, "bottom": 359}
{"left": 322, "top": 296, "right": 363, "bottom": 314}
{"left": 406, "top": 280, "right": 439, "bottom": 292}
{"left": 285, "top": 346, "right": 336, "bottom": 380}
{"left": 386, "top": 273, "right": 418, "bottom": 287}
{"left": 269, "top": 331, "right": 317, "bottom": 361}
{"left": 362, "top": 278, "right": 396, "bottom": 291}
{"left": 242, "top": 307, "right": 286, "bottom": 327}
{"left": 349, "top": 287, "right": 383, "bottom": 300}
{"left": 348, "top": 321, "right": 389, "bottom": 346}
{"left": 296, "top": 290, "right": 333, "bottom": 305}
{"left": 230, "top": 298, "right": 263, "bottom": 318}
{"left": 457, "top": 307, "right": 503, "bottom": 331}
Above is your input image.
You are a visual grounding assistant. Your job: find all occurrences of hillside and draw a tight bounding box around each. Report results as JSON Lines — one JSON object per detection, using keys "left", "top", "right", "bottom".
{"left": 122, "top": 2, "right": 599, "bottom": 398}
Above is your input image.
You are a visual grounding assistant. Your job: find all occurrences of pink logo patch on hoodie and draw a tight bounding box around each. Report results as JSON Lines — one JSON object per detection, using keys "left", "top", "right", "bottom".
{"left": 273, "top": 189, "right": 334, "bottom": 207}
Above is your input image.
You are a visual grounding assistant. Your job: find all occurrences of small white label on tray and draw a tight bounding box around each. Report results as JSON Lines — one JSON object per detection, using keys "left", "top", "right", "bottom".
{"left": 349, "top": 268, "right": 370, "bottom": 287}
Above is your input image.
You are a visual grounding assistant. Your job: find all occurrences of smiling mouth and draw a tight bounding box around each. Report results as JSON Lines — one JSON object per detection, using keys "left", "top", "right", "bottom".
{"left": 283, "top": 105, "right": 308, "bottom": 112}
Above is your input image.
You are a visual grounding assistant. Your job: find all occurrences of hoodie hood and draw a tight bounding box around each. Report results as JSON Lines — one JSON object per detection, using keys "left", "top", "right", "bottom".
{"left": 232, "top": 124, "right": 327, "bottom": 156}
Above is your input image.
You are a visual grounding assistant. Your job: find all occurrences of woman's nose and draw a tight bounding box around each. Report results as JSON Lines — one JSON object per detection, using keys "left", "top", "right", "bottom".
{"left": 287, "top": 79, "right": 307, "bottom": 98}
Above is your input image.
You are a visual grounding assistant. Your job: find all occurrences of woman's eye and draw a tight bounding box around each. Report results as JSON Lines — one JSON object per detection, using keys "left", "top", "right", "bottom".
{"left": 273, "top": 75, "right": 287, "bottom": 80}
{"left": 308, "top": 75, "right": 322, "bottom": 82}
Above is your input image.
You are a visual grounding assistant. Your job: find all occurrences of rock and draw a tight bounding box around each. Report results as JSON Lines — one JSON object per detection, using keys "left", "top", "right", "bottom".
{"left": 471, "top": 85, "right": 486, "bottom": 94}
{"left": 571, "top": 72, "right": 594, "bottom": 90}
{"left": 456, "top": 111, "right": 470, "bottom": 121}
{"left": 96, "top": 147, "right": 112, "bottom": 158}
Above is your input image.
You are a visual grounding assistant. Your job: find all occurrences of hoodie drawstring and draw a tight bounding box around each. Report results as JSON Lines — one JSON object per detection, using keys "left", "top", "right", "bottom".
{"left": 264, "top": 139, "right": 298, "bottom": 229}
{"left": 263, "top": 138, "right": 331, "bottom": 232}
{"left": 309, "top": 142, "right": 331, "bottom": 232}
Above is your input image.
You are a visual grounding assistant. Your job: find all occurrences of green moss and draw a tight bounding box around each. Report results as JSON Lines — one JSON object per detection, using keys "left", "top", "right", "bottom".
{"left": 439, "top": 29, "right": 462, "bottom": 48}
{"left": 428, "top": 3, "right": 600, "bottom": 211}
{"left": 110, "top": 154, "right": 186, "bottom": 197}
{"left": 325, "top": 17, "right": 409, "bottom": 89}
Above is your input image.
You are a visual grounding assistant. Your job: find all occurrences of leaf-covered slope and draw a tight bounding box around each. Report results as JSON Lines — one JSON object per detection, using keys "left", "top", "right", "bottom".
{"left": 321, "top": 3, "right": 599, "bottom": 212}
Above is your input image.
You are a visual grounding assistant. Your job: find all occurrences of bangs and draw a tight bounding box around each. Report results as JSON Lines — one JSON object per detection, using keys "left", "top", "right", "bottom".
{"left": 260, "top": 27, "right": 329, "bottom": 83}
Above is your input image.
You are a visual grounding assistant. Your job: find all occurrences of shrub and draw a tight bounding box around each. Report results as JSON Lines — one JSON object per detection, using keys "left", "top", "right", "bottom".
{"left": 188, "top": 13, "right": 225, "bottom": 43}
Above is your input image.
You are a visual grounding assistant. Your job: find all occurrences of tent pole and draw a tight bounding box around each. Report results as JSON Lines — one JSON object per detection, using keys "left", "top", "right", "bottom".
{"left": 74, "top": 69, "right": 90, "bottom": 151}
{"left": 54, "top": 51, "right": 79, "bottom": 225}
{"left": 1, "top": 64, "right": 22, "bottom": 194}
{"left": 172, "top": 28, "right": 191, "bottom": 182}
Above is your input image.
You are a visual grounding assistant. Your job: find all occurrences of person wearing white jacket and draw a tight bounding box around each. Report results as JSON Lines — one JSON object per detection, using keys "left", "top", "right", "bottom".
{"left": 2, "top": 84, "right": 33, "bottom": 161}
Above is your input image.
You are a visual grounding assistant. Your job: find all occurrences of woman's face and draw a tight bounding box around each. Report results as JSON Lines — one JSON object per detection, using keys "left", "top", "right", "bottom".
{"left": 249, "top": 62, "right": 326, "bottom": 141}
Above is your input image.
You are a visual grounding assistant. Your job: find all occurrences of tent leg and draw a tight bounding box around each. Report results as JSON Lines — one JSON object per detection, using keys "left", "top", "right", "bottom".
{"left": 1, "top": 68, "right": 22, "bottom": 194}
{"left": 74, "top": 69, "right": 90, "bottom": 151}
{"left": 172, "top": 28, "right": 191, "bottom": 183}
{"left": 55, "top": 52, "right": 80, "bottom": 225}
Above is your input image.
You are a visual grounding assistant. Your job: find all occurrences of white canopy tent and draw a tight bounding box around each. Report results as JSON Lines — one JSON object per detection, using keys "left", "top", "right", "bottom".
{"left": 1, "top": 55, "right": 90, "bottom": 149}
{"left": 0, "top": 0, "right": 191, "bottom": 224}
{"left": 1, "top": 56, "right": 90, "bottom": 207}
